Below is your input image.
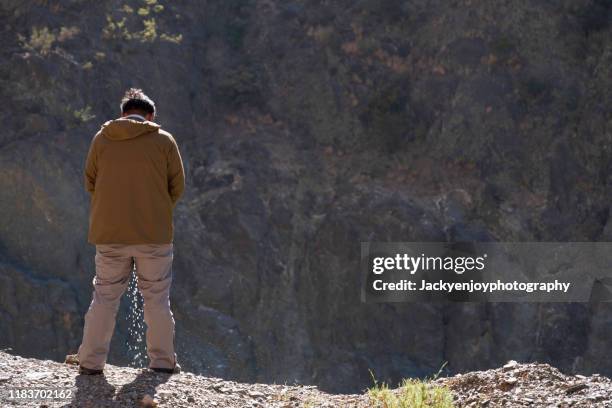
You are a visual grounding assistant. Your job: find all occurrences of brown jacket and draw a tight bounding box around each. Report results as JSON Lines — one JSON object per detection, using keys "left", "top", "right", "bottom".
{"left": 84, "top": 117, "right": 185, "bottom": 244}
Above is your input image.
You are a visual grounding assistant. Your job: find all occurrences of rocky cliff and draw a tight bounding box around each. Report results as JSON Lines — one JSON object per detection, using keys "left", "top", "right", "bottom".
{"left": 0, "top": 0, "right": 611, "bottom": 394}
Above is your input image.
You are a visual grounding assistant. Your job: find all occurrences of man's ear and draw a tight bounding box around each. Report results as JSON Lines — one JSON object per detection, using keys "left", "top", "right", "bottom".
{"left": 146, "top": 113, "right": 155, "bottom": 121}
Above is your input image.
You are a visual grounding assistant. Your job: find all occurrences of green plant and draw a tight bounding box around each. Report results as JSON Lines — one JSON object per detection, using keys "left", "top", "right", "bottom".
{"left": 160, "top": 32, "right": 182, "bottom": 43}
{"left": 102, "top": 2, "right": 180, "bottom": 44}
{"left": 18, "top": 27, "right": 56, "bottom": 55}
{"left": 74, "top": 106, "right": 96, "bottom": 122}
{"left": 208, "top": 0, "right": 253, "bottom": 50}
{"left": 216, "top": 64, "right": 262, "bottom": 106}
{"left": 432, "top": 362, "right": 448, "bottom": 381}
{"left": 57, "top": 26, "right": 80, "bottom": 42}
{"left": 102, "top": 15, "right": 130, "bottom": 40}
{"left": 367, "top": 366, "right": 454, "bottom": 408}
{"left": 137, "top": 7, "right": 150, "bottom": 16}
{"left": 139, "top": 18, "right": 157, "bottom": 41}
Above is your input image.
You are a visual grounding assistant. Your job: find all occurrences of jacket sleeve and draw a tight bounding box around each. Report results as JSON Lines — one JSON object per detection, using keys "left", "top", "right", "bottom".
{"left": 84, "top": 135, "right": 98, "bottom": 194}
{"left": 167, "top": 136, "right": 185, "bottom": 206}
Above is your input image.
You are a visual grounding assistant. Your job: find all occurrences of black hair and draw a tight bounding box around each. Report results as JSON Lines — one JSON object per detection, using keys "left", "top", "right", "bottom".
{"left": 120, "top": 88, "right": 156, "bottom": 115}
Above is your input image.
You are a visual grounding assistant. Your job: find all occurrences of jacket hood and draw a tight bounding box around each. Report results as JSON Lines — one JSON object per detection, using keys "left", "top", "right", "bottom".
{"left": 99, "top": 118, "right": 161, "bottom": 141}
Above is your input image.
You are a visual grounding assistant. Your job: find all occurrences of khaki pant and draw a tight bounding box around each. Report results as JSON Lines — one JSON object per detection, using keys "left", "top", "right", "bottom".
{"left": 78, "top": 243, "right": 176, "bottom": 370}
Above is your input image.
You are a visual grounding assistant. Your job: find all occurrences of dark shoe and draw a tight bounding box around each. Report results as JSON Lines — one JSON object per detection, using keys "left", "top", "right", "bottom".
{"left": 65, "top": 354, "right": 79, "bottom": 366}
{"left": 79, "top": 365, "right": 103, "bottom": 375}
{"left": 150, "top": 363, "right": 181, "bottom": 374}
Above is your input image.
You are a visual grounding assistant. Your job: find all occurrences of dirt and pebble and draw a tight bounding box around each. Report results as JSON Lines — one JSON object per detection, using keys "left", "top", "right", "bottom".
{"left": 0, "top": 351, "right": 368, "bottom": 407}
{"left": 435, "top": 360, "right": 612, "bottom": 408}
{"left": 1, "top": 352, "right": 611, "bottom": 407}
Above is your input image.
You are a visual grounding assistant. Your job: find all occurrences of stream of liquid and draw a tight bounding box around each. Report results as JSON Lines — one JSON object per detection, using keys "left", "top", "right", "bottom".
{"left": 126, "top": 261, "right": 146, "bottom": 368}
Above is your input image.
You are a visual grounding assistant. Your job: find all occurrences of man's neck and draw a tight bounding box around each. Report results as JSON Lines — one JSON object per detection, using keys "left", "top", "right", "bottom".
{"left": 124, "top": 113, "right": 147, "bottom": 122}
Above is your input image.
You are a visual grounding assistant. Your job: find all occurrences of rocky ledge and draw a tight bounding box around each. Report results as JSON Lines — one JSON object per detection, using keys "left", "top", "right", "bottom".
{"left": 434, "top": 360, "right": 612, "bottom": 408}
{"left": 0, "top": 351, "right": 610, "bottom": 407}
{"left": 0, "top": 351, "right": 366, "bottom": 407}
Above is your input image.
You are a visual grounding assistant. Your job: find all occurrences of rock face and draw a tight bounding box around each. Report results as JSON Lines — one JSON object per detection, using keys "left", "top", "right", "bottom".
{"left": 0, "top": 0, "right": 611, "bottom": 394}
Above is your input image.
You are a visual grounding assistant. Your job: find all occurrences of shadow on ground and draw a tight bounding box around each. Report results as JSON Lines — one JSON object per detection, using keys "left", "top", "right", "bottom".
{"left": 64, "top": 370, "right": 171, "bottom": 407}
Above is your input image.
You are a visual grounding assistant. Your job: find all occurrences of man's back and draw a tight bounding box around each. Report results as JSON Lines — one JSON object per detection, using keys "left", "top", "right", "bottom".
{"left": 75, "top": 89, "right": 183, "bottom": 376}
{"left": 85, "top": 116, "right": 185, "bottom": 244}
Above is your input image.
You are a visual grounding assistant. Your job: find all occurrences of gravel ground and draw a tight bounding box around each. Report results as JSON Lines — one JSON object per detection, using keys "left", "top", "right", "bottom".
{"left": 0, "top": 351, "right": 367, "bottom": 407}
{"left": 435, "top": 360, "right": 612, "bottom": 408}
{"left": 1, "top": 351, "right": 611, "bottom": 407}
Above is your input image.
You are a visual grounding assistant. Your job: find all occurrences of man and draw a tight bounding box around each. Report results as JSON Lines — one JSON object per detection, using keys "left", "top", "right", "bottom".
{"left": 69, "top": 88, "right": 185, "bottom": 375}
